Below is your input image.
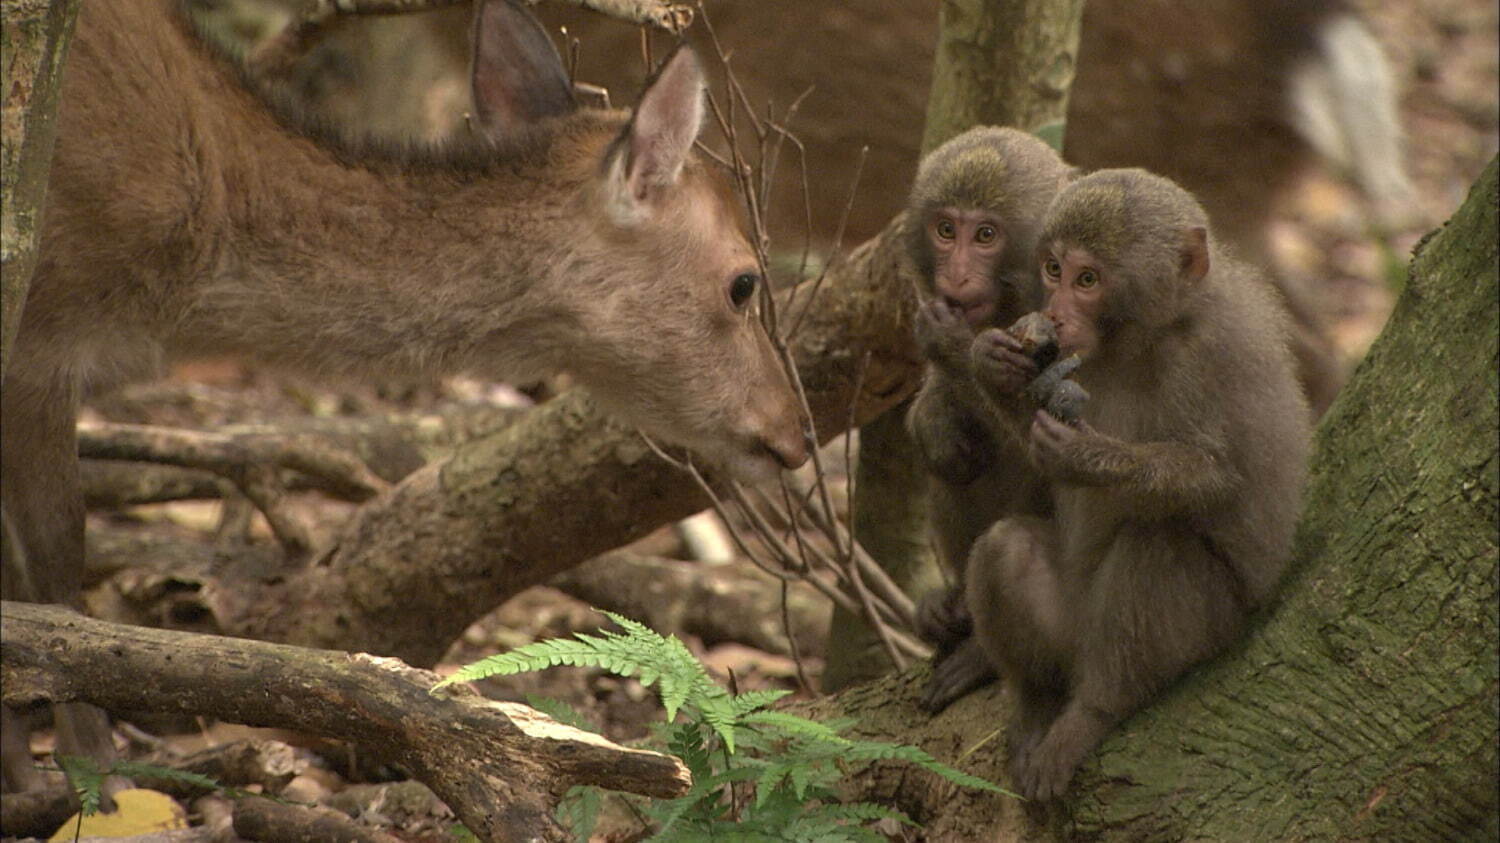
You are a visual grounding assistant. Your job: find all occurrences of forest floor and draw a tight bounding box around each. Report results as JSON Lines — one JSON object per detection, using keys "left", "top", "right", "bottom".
{"left": 10, "top": 0, "right": 1496, "bottom": 840}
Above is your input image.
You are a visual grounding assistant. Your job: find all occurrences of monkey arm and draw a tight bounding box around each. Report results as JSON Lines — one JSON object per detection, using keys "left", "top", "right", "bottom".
{"left": 1031, "top": 412, "right": 1239, "bottom": 517}
{"left": 908, "top": 370, "right": 1001, "bottom": 485}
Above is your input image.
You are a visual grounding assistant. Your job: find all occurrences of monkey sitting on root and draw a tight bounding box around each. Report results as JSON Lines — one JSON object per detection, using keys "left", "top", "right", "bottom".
{"left": 926, "top": 167, "right": 1311, "bottom": 801}
{"left": 900, "top": 127, "right": 1077, "bottom": 710}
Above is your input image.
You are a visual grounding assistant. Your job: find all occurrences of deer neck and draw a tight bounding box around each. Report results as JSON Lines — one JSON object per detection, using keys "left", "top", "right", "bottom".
{"left": 180, "top": 92, "right": 627, "bottom": 382}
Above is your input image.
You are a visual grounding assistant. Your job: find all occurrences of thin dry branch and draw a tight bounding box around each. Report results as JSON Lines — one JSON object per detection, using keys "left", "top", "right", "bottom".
{"left": 687, "top": 22, "right": 927, "bottom": 672}
{"left": 0, "top": 602, "right": 691, "bottom": 843}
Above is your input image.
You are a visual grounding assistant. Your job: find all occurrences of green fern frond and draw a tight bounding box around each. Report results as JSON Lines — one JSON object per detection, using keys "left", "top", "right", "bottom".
{"left": 112, "top": 761, "right": 221, "bottom": 793}
{"left": 753, "top": 763, "right": 794, "bottom": 806}
{"left": 697, "top": 695, "right": 741, "bottom": 752}
{"left": 434, "top": 610, "right": 721, "bottom": 722}
{"left": 843, "top": 741, "right": 1014, "bottom": 796}
{"left": 524, "top": 696, "right": 597, "bottom": 732}
{"left": 740, "top": 710, "right": 850, "bottom": 744}
{"left": 809, "top": 801, "right": 913, "bottom": 825}
{"left": 555, "top": 785, "right": 600, "bottom": 843}
{"left": 780, "top": 801, "right": 911, "bottom": 842}
{"left": 57, "top": 756, "right": 105, "bottom": 816}
{"left": 730, "top": 688, "right": 792, "bottom": 715}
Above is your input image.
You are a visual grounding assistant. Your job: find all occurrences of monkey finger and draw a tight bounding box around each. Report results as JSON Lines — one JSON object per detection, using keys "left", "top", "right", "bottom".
{"left": 1033, "top": 409, "right": 1074, "bottom": 440}
{"left": 1030, "top": 411, "right": 1070, "bottom": 449}
{"left": 972, "top": 332, "right": 1038, "bottom": 391}
{"left": 977, "top": 326, "right": 1026, "bottom": 354}
{"left": 923, "top": 296, "right": 964, "bottom": 327}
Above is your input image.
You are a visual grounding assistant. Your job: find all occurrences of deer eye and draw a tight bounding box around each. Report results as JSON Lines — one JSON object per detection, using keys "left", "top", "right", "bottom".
{"left": 1077, "top": 269, "right": 1099, "bottom": 289}
{"left": 935, "top": 219, "right": 956, "bottom": 240}
{"left": 729, "top": 272, "right": 759, "bottom": 310}
{"left": 975, "top": 224, "right": 998, "bottom": 244}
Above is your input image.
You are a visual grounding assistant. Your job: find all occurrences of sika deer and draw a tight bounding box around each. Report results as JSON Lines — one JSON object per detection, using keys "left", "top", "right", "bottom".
{"left": 0, "top": 0, "right": 808, "bottom": 797}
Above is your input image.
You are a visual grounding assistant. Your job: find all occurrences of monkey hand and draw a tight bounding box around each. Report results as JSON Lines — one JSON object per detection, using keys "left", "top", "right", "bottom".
{"left": 915, "top": 297, "right": 976, "bottom": 371}
{"left": 916, "top": 586, "right": 973, "bottom": 654}
{"left": 971, "top": 327, "right": 1038, "bottom": 398}
{"left": 921, "top": 638, "right": 997, "bottom": 714}
{"left": 1028, "top": 410, "right": 1120, "bottom": 485}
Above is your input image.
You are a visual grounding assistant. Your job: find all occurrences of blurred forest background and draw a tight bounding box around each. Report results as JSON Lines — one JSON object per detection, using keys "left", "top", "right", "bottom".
{"left": 26, "top": 0, "right": 1497, "bottom": 838}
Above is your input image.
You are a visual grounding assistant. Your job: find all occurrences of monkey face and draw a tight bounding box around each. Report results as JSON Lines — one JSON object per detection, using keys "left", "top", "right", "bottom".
{"left": 1040, "top": 244, "right": 1107, "bottom": 360}
{"left": 927, "top": 206, "right": 1009, "bottom": 328}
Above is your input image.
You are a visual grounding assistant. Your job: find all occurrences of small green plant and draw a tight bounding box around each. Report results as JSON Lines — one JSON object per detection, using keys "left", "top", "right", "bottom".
{"left": 56, "top": 756, "right": 221, "bottom": 816}
{"left": 434, "top": 611, "right": 1013, "bottom": 841}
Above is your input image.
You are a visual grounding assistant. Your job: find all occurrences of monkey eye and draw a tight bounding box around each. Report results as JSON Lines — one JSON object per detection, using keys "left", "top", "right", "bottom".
{"left": 729, "top": 272, "right": 760, "bottom": 310}
{"left": 1076, "top": 269, "right": 1100, "bottom": 289}
{"left": 975, "top": 224, "right": 998, "bottom": 244}
{"left": 935, "top": 219, "right": 957, "bottom": 240}
{"left": 1043, "top": 257, "right": 1062, "bottom": 279}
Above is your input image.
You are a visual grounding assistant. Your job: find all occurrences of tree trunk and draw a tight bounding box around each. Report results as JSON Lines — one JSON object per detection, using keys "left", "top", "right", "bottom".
{"left": 0, "top": 0, "right": 80, "bottom": 379}
{"left": 811, "top": 156, "right": 1499, "bottom": 840}
{"left": 830, "top": 0, "right": 1086, "bottom": 689}
{"left": 921, "top": 0, "right": 1086, "bottom": 152}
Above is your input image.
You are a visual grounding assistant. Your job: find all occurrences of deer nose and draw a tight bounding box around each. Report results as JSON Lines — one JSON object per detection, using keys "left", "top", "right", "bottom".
{"left": 762, "top": 421, "right": 811, "bottom": 470}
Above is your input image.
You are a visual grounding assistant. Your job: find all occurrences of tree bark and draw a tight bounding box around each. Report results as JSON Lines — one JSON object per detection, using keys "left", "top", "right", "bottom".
{"left": 1, "top": 0, "right": 80, "bottom": 379}
{"left": 921, "top": 0, "right": 1086, "bottom": 152}
{"left": 830, "top": 0, "right": 1086, "bottom": 689}
{"left": 810, "top": 156, "right": 1500, "bottom": 840}
{"left": 0, "top": 601, "right": 694, "bottom": 843}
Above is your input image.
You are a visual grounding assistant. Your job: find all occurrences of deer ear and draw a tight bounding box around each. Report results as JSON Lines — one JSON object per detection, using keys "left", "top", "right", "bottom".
{"left": 1180, "top": 226, "right": 1210, "bottom": 285}
{"left": 470, "top": 0, "right": 575, "bottom": 135}
{"left": 617, "top": 46, "right": 705, "bottom": 203}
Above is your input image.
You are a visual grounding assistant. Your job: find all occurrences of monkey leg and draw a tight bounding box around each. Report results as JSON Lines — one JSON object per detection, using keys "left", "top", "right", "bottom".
{"left": 1014, "top": 525, "right": 1249, "bottom": 800}
{"left": 960, "top": 517, "right": 1071, "bottom": 763}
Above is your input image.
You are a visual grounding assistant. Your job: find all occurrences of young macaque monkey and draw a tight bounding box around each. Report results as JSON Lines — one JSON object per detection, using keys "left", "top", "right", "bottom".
{"left": 956, "top": 168, "right": 1311, "bottom": 800}
{"left": 900, "top": 128, "right": 1075, "bottom": 709}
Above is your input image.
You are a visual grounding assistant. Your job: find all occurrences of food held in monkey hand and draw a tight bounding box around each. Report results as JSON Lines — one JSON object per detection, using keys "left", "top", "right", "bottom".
{"left": 1024, "top": 354, "right": 1089, "bottom": 424}
{"left": 1007, "top": 312, "right": 1061, "bottom": 369}
{"left": 1044, "top": 379, "right": 1090, "bottom": 423}
{"left": 1005, "top": 311, "right": 1090, "bottom": 423}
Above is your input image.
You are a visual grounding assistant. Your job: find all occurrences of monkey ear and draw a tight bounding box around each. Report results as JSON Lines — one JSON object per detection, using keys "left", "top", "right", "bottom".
{"left": 470, "top": 0, "right": 576, "bottom": 137}
{"left": 609, "top": 46, "right": 706, "bottom": 211}
{"left": 1180, "top": 226, "right": 1210, "bottom": 285}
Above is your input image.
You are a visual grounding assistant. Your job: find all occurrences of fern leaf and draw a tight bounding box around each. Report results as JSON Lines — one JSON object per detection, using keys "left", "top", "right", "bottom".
{"left": 697, "top": 695, "right": 740, "bottom": 753}
{"left": 740, "top": 710, "right": 850, "bottom": 744}
{"left": 844, "top": 741, "right": 1014, "bottom": 796}
{"left": 524, "top": 696, "right": 597, "bottom": 733}
{"left": 730, "top": 688, "right": 792, "bottom": 715}
{"left": 754, "top": 762, "right": 795, "bottom": 807}
{"left": 111, "top": 761, "right": 220, "bottom": 793}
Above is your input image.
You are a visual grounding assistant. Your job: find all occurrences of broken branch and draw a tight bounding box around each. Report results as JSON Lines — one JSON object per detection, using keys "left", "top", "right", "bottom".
{"left": 1, "top": 602, "right": 691, "bottom": 843}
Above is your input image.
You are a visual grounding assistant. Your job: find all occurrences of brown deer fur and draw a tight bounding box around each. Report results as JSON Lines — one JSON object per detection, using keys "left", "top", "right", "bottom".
{"left": 0, "top": 0, "right": 808, "bottom": 794}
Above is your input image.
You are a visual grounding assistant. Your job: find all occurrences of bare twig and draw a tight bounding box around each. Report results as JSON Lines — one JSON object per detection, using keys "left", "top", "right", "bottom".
{"left": 787, "top": 144, "right": 869, "bottom": 340}
{"left": 666, "top": 8, "right": 928, "bottom": 674}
